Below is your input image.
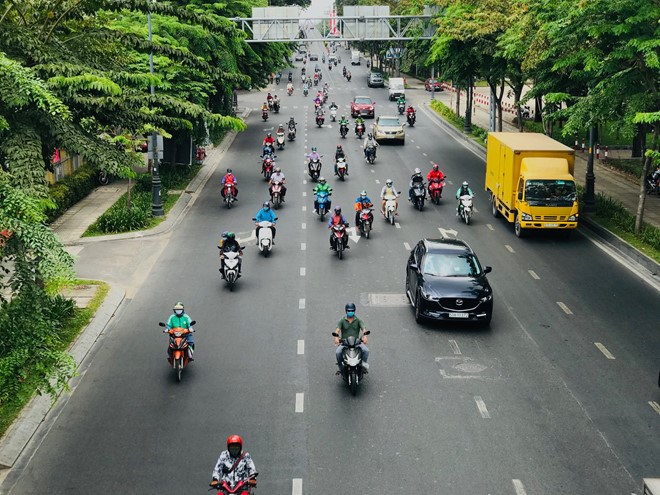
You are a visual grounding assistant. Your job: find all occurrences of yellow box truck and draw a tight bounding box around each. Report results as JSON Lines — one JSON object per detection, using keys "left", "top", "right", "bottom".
{"left": 485, "top": 132, "right": 579, "bottom": 237}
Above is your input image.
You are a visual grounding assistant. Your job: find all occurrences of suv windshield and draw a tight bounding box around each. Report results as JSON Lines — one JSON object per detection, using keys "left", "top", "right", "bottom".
{"left": 422, "top": 253, "right": 482, "bottom": 277}
{"left": 379, "top": 118, "right": 400, "bottom": 127}
{"left": 355, "top": 98, "right": 372, "bottom": 105}
{"left": 525, "top": 180, "right": 577, "bottom": 206}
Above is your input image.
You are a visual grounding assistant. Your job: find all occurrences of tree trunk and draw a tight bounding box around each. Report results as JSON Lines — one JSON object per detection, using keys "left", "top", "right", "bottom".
{"left": 632, "top": 124, "right": 645, "bottom": 158}
{"left": 497, "top": 82, "right": 505, "bottom": 131}
{"left": 513, "top": 84, "right": 524, "bottom": 131}
{"left": 487, "top": 79, "right": 504, "bottom": 132}
{"left": 534, "top": 96, "right": 543, "bottom": 123}
{"left": 635, "top": 122, "right": 659, "bottom": 233}
{"left": 455, "top": 84, "right": 461, "bottom": 117}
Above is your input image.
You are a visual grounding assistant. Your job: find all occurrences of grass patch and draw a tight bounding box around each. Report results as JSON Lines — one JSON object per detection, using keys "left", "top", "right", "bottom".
{"left": 602, "top": 158, "right": 644, "bottom": 179}
{"left": 430, "top": 99, "right": 488, "bottom": 146}
{"left": 0, "top": 280, "right": 109, "bottom": 437}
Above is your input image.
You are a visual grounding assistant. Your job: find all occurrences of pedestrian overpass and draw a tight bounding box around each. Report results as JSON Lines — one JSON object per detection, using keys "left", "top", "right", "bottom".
{"left": 231, "top": 6, "right": 438, "bottom": 43}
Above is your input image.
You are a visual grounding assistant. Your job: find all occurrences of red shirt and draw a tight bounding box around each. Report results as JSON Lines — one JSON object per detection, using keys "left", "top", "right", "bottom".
{"left": 427, "top": 170, "right": 445, "bottom": 181}
{"left": 263, "top": 137, "right": 274, "bottom": 145}
{"left": 223, "top": 174, "right": 236, "bottom": 185}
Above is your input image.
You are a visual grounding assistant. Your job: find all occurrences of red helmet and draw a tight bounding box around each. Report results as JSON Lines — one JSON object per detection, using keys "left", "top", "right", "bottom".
{"left": 227, "top": 434, "right": 243, "bottom": 450}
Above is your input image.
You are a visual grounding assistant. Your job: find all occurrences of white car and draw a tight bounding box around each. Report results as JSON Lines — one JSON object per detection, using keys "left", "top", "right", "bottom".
{"left": 373, "top": 116, "right": 405, "bottom": 144}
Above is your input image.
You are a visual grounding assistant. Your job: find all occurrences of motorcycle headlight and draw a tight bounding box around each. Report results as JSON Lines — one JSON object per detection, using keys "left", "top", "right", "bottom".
{"left": 521, "top": 213, "right": 532, "bottom": 221}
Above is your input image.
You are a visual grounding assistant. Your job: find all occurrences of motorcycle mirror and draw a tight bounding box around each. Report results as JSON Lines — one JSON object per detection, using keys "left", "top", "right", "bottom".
{"left": 364, "top": 330, "right": 371, "bottom": 335}
{"left": 484, "top": 266, "right": 492, "bottom": 274}
{"left": 252, "top": 217, "right": 256, "bottom": 221}
{"left": 189, "top": 320, "right": 197, "bottom": 326}
{"left": 332, "top": 332, "right": 339, "bottom": 337}
{"left": 158, "top": 322, "right": 166, "bottom": 327}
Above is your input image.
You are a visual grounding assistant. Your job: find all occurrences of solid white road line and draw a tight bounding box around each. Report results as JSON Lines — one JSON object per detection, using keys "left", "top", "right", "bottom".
{"left": 404, "top": 242, "right": 411, "bottom": 251}
{"left": 395, "top": 222, "right": 401, "bottom": 229}
{"left": 474, "top": 396, "right": 491, "bottom": 418}
{"left": 486, "top": 224, "right": 494, "bottom": 231}
{"left": 448, "top": 339, "right": 461, "bottom": 355}
{"left": 292, "top": 478, "right": 303, "bottom": 495}
{"left": 300, "top": 267, "right": 306, "bottom": 276}
{"left": 512, "top": 479, "right": 527, "bottom": 495}
{"left": 295, "top": 393, "right": 304, "bottom": 413}
{"left": 301, "top": 242, "right": 306, "bottom": 251}
{"left": 301, "top": 222, "right": 306, "bottom": 230}
{"left": 297, "top": 340, "right": 305, "bottom": 355}
{"left": 595, "top": 342, "right": 616, "bottom": 359}
{"left": 505, "top": 245, "right": 515, "bottom": 253}
{"left": 649, "top": 401, "right": 660, "bottom": 416}
{"left": 299, "top": 298, "right": 305, "bottom": 309}
{"left": 557, "top": 301, "right": 573, "bottom": 314}
{"left": 528, "top": 270, "right": 540, "bottom": 280}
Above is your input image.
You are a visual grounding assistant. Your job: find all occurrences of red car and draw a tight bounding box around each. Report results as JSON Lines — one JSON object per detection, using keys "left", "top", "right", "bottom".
{"left": 424, "top": 79, "right": 443, "bottom": 92}
{"left": 350, "top": 96, "right": 375, "bottom": 118}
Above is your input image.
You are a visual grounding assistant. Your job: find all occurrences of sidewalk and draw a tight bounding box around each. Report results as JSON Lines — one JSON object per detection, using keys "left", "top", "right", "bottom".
{"left": 404, "top": 77, "right": 660, "bottom": 231}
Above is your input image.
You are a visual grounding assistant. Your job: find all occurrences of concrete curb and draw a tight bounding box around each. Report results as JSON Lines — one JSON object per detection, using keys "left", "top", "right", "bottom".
{"left": 0, "top": 285, "right": 126, "bottom": 471}
{"left": 62, "top": 107, "right": 250, "bottom": 246}
{"left": 421, "top": 101, "right": 660, "bottom": 283}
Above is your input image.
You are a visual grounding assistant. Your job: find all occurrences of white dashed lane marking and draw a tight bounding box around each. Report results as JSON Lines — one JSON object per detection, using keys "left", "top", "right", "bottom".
{"left": 486, "top": 224, "right": 494, "bottom": 231}
{"left": 395, "top": 222, "right": 401, "bottom": 229}
{"left": 301, "top": 222, "right": 306, "bottom": 230}
{"left": 301, "top": 242, "right": 306, "bottom": 251}
{"left": 297, "top": 340, "right": 305, "bottom": 355}
{"left": 650, "top": 401, "right": 660, "bottom": 416}
{"left": 299, "top": 298, "right": 305, "bottom": 309}
{"left": 512, "top": 479, "right": 527, "bottom": 495}
{"left": 528, "top": 270, "right": 540, "bottom": 280}
{"left": 505, "top": 245, "right": 515, "bottom": 253}
{"left": 302, "top": 205, "right": 307, "bottom": 212}
{"left": 595, "top": 342, "right": 615, "bottom": 359}
{"left": 292, "top": 478, "right": 303, "bottom": 495}
{"left": 295, "top": 393, "right": 304, "bottom": 412}
{"left": 474, "top": 396, "right": 491, "bottom": 418}
{"left": 302, "top": 191, "right": 307, "bottom": 197}
{"left": 404, "top": 242, "right": 411, "bottom": 251}
{"left": 375, "top": 179, "right": 381, "bottom": 184}
{"left": 422, "top": 152, "right": 427, "bottom": 157}
{"left": 300, "top": 267, "right": 306, "bottom": 276}
{"left": 557, "top": 302, "right": 573, "bottom": 314}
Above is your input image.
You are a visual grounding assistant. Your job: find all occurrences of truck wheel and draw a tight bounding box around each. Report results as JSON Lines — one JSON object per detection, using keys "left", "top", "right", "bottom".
{"left": 490, "top": 194, "right": 500, "bottom": 218}
{"left": 514, "top": 214, "right": 525, "bottom": 238}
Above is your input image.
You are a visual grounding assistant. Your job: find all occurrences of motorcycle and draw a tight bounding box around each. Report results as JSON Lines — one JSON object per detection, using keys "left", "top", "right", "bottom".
{"left": 223, "top": 183, "right": 236, "bottom": 209}
{"left": 316, "top": 113, "right": 325, "bottom": 127}
{"left": 397, "top": 102, "right": 405, "bottom": 115}
{"left": 407, "top": 112, "right": 416, "bottom": 127}
{"left": 261, "top": 156, "right": 274, "bottom": 181}
{"left": 211, "top": 474, "right": 258, "bottom": 495}
{"left": 330, "top": 107, "right": 337, "bottom": 121}
{"left": 428, "top": 178, "right": 446, "bottom": 204}
{"left": 276, "top": 132, "right": 285, "bottom": 150}
{"left": 262, "top": 109, "right": 269, "bottom": 121}
{"left": 330, "top": 223, "right": 348, "bottom": 259}
{"left": 340, "top": 123, "right": 348, "bottom": 138}
{"left": 411, "top": 182, "right": 426, "bottom": 211}
{"left": 307, "top": 157, "right": 322, "bottom": 182}
{"left": 275, "top": 75, "right": 281, "bottom": 84}
{"left": 646, "top": 174, "right": 660, "bottom": 195}
{"left": 159, "top": 321, "right": 196, "bottom": 382}
{"left": 303, "top": 87, "right": 309, "bottom": 97}
{"left": 365, "top": 145, "right": 376, "bottom": 164}
{"left": 332, "top": 330, "right": 370, "bottom": 395}
{"left": 383, "top": 195, "right": 399, "bottom": 225}
{"left": 358, "top": 207, "right": 374, "bottom": 239}
{"left": 219, "top": 249, "right": 241, "bottom": 291}
{"left": 287, "top": 126, "right": 296, "bottom": 141}
{"left": 336, "top": 157, "right": 347, "bottom": 181}
{"left": 254, "top": 219, "right": 274, "bottom": 257}
{"left": 458, "top": 195, "right": 473, "bottom": 225}
{"left": 270, "top": 181, "right": 284, "bottom": 209}
{"left": 316, "top": 190, "right": 330, "bottom": 221}
{"left": 273, "top": 100, "right": 280, "bottom": 113}
{"left": 346, "top": 72, "right": 351, "bottom": 82}
{"left": 267, "top": 99, "right": 273, "bottom": 111}
{"left": 96, "top": 169, "right": 109, "bottom": 186}
{"left": 355, "top": 123, "right": 365, "bottom": 139}
{"left": 313, "top": 78, "right": 319, "bottom": 87}
{"left": 287, "top": 86, "right": 293, "bottom": 96}
{"left": 342, "top": 67, "right": 347, "bottom": 77}
{"left": 322, "top": 92, "right": 328, "bottom": 104}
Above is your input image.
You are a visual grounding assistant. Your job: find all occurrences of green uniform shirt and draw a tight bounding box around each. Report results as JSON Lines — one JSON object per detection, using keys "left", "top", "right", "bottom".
{"left": 167, "top": 313, "right": 192, "bottom": 329}
{"left": 337, "top": 316, "right": 366, "bottom": 340}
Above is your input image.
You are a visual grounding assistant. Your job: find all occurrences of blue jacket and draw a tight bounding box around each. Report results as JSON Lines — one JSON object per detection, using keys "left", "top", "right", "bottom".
{"left": 255, "top": 208, "right": 278, "bottom": 223}
{"left": 355, "top": 195, "right": 373, "bottom": 206}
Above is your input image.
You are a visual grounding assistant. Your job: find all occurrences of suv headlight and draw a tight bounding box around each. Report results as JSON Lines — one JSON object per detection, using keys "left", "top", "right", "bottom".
{"left": 521, "top": 213, "right": 532, "bottom": 221}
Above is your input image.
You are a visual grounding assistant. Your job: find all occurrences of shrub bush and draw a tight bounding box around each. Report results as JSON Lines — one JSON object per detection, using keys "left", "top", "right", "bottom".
{"left": 93, "top": 191, "right": 152, "bottom": 233}
{"left": 46, "top": 164, "right": 97, "bottom": 222}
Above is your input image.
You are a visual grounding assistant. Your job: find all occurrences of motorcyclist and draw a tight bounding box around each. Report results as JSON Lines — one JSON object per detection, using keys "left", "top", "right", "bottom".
{"left": 397, "top": 94, "right": 406, "bottom": 107}
{"left": 266, "top": 92, "right": 273, "bottom": 108}
{"left": 276, "top": 123, "right": 285, "bottom": 137}
{"left": 338, "top": 115, "right": 349, "bottom": 134}
{"left": 328, "top": 206, "right": 349, "bottom": 250}
{"left": 380, "top": 179, "right": 399, "bottom": 216}
{"left": 406, "top": 105, "right": 416, "bottom": 118}
{"left": 263, "top": 132, "right": 275, "bottom": 148}
{"left": 354, "top": 116, "right": 365, "bottom": 135}
{"left": 345, "top": 70, "right": 351, "bottom": 81}
{"left": 329, "top": 101, "right": 338, "bottom": 111}
{"left": 261, "top": 101, "right": 269, "bottom": 114}
{"left": 210, "top": 435, "right": 257, "bottom": 489}
{"left": 254, "top": 201, "right": 277, "bottom": 245}
{"left": 315, "top": 106, "right": 325, "bottom": 120}
{"left": 166, "top": 302, "right": 195, "bottom": 360}
{"left": 288, "top": 71, "right": 293, "bottom": 82}
{"left": 363, "top": 133, "right": 379, "bottom": 160}
{"left": 306, "top": 147, "right": 322, "bottom": 173}
{"left": 217, "top": 230, "right": 228, "bottom": 250}
{"left": 313, "top": 177, "right": 332, "bottom": 213}
{"left": 334, "top": 145, "right": 348, "bottom": 176}
{"left": 219, "top": 232, "right": 243, "bottom": 278}
{"left": 221, "top": 168, "right": 238, "bottom": 200}
{"left": 354, "top": 190, "right": 373, "bottom": 228}
{"left": 272, "top": 94, "right": 280, "bottom": 111}
{"left": 334, "top": 303, "right": 369, "bottom": 372}
{"left": 302, "top": 81, "right": 309, "bottom": 95}
{"left": 288, "top": 117, "right": 297, "bottom": 131}
{"left": 314, "top": 95, "right": 322, "bottom": 108}
{"left": 408, "top": 167, "right": 426, "bottom": 202}
{"left": 456, "top": 180, "right": 474, "bottom": 215}
{"left": 427, "top": 163, "right": 445, "bottom": 182}
{"left": 342, "top": 65, "right": 347, "bottom": 77}
{"left": 269, "top": 166, "right": 287, "bottom": 201}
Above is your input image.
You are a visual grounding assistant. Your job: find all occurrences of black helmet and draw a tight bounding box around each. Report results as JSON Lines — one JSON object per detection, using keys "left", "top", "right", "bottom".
{"left": 227, "top": 168, "right": 232, "bottom": 173}
{"left": 263, "top": 201, "right": 270, "bottom": 208}
{"left": 334, "top": 206, "right": 341, "bottom": 214}
{"left": 345, "top": 302, "right": 356, "bottom": 312}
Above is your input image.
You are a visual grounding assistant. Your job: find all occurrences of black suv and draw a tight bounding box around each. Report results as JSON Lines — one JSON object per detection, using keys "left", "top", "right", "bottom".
{"left": 406, "top": 239, "right": 493, "bottom": 325}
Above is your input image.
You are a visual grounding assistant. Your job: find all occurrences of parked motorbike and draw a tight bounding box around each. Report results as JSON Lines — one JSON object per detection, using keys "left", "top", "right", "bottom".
{"left": 316, "top": 113, "right": 325, "bottom": 127}
{"left": 219, "top": 249, "right": 241, "bottom": 291}
{"left": 288, "top": 126, "right": 296, "bottom": 141}
{"left": 365, "top": 145, "right": 376, "bottom": 164}
{"left": 159, "top": 321, "right": 196, "bottom": 382}
{"left": 332, "top": 330, "right": 371, "bottom": 395}
{"left": 308, "top": 157, "right": 322, "bottom": 182}
{"left": 330, "top": 107, "right": 337, "bottom": 121}
{"left": 411, "top": 182, "right": 426, "bottom": 211}
{"left": 330, "top": 223, "right": 348, "bottom": 259}
{"left": 358, "top": 207, "right": 374, "bottom": 239}
{"left": 407, "top": 112, "right": 416, "bottom": 127}
{"left": 223, "top": 183, "right": 236, "bottom": 209}
{"left": 458, "top": 194, "right": 473, "bottom": 225}
{"left": 355, "top": 123, "right": 365, "bottom": 139}
{"left": 270, "top": 181, "right": 284, "bottom": 209}
{"left": 428, "top": 178, "right": 446, "bottom": 204}
{"left": 254, "top": 219, "right": 274, "bottom": 257}
{"left": 316, "top": 190, "right": 330, "bottom": 221}
{"left": 340, "top": 123, "right": 348, "bottom": 138}
{"left": 336, "top": 157, "right": 347, "bottom": 181}
{"left": 276, "top": 132, "right": 285, "bottom": 150}
{"left": 383, "top": 195, "right": 399, "bottom": 225}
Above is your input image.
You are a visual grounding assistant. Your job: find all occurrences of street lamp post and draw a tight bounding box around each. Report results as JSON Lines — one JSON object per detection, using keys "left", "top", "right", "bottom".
{"left": 584, "top": 124, "right": 596, "bottom": 212}
{"left": 148, "top": 7, "right": 164, "bottom": 217}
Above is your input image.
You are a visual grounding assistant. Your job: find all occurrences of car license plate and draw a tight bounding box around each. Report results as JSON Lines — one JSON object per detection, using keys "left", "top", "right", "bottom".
{"left": 448, "top": 312, "right": 469, "bottom": 318}
{"left": 544, "top": 223, "right": 558, "bottom": 227}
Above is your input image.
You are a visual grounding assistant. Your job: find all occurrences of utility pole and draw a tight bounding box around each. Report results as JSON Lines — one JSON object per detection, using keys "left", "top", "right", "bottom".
{"left": 584, "top": 124, "right": 596, "bottom": 212}
{"left": 148, "top": 6, "right": 164, "bottom": 217}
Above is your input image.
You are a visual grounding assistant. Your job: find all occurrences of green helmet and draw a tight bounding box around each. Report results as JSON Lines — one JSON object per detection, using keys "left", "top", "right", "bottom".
{"left": 227, "top": 232, "right": 235, "bottom": 240}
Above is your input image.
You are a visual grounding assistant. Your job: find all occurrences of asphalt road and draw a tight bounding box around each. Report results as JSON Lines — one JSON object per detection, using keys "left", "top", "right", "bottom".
{"left": 3, "top": 42, "right": 659, "bottom": 495}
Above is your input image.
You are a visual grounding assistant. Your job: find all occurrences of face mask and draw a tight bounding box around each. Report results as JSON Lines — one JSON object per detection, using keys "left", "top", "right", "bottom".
{"left": 346, "top": 311, "right": 355, "bottom": 318}
{"left": 264, "top": 207, "right": 270, "bottom": 211}
{"left": 228, "top": 446, "right": 241, "bottom": 457}
{"left": 174, "top": 309, "right": 183, "bottom": 316}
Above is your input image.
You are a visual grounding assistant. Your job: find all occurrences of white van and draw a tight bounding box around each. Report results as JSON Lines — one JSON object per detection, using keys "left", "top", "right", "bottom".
{"left": 351, "top": 50, "right": 360, "bottom": 65}
{"left": 388, "top": 77, "right": 405, "bottom": 101}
